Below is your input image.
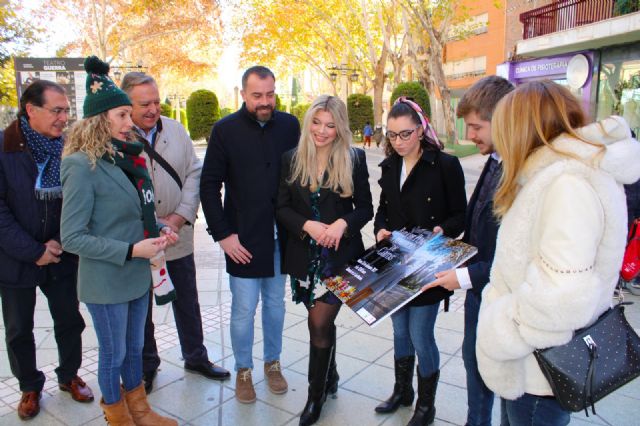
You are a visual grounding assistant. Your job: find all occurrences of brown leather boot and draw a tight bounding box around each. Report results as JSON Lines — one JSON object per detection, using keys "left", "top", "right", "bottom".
{"left": 100, "top": 397, "right": 135, "bottom": 426}
{"left": 124, "top": 383, "right": 177, "bottom": 426}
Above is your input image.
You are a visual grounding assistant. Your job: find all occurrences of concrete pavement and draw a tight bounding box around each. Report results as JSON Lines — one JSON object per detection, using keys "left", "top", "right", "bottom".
{"left": 0, "top": 145, "right": 639, "bottom": 425}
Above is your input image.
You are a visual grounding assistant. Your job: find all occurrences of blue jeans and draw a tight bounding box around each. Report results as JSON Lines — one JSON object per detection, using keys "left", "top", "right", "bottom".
{"left": 463, "top": 291, "right": 494, "bottom": 426}
{"left": 501, "top": 395, "right": 570, "bottom": 426}
{"left": 391, "top": 302, "right": 440, "bottom": 377}
{"left": 86, "top": 292, "right": 148, "bottom": 404}
{"left": 229, "top": 241, "right": 285, "bottom": 371}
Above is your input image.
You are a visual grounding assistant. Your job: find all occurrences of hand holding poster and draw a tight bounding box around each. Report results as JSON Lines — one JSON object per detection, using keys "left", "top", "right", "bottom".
{"left": 323, "top": 228, "right": 477, "bottom": 327}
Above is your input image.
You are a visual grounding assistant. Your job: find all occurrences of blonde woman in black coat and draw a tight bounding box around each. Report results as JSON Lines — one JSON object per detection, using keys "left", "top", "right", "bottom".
{"left": 277, "top": 95, "right": 373, "bottom": 425}
{"left": 374, "top": 98, "right": 466, "bottom": 425}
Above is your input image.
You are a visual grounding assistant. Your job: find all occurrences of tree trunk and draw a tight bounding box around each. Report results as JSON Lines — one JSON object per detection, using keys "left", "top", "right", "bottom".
{"left": 372, "top": 46, "right": 388, "bottom": 127}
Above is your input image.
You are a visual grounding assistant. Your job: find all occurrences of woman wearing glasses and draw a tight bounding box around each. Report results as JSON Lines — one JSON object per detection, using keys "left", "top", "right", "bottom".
{"left": 277, "top": 95, "right": 373, "bottom": 425}
{"left": 374, "top": 98, "right": 466, "bottom": 425}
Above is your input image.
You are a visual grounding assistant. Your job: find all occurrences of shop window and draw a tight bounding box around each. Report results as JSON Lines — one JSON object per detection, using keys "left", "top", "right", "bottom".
{"left": 597, "top": 44, "right": 640, "bottom": 134}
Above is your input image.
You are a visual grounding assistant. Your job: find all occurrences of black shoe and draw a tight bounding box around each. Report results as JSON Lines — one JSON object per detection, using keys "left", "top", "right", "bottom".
{"left": 143, "top": 370, "right": 157, "bottom": 394}
{"left": 184, "top": 361, "right": 231, "bottom": 381}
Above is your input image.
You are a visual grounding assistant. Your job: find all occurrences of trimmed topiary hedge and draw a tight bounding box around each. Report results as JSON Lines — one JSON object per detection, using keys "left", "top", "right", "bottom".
{"left": 347, "top": 94, "right": 373, "bottom": 141}
{"left": 390, "top": 81, "right": 431, "bottom": 118}
{"left": 291, "top": 103, "right": 310, "bottom": 125}
{"left": 220, "top": 107, "right": 233, "bottom": 118}
{"left": 160, "top": 103, "right": 172, "bottom": 117}
{"left": 186, "top": 89, "right": 220, "bottom": 142}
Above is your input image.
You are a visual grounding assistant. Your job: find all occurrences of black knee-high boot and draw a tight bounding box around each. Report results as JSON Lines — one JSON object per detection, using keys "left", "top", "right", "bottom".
{"left": 299, "top": 344, "right": 333, "bottom": 426}
{"left": 375, "top": 355, "right": 415, "bottom": 413}
{"left": 326, "top": 326, "right": 339, "bottom": 395}
{"left": 407, "top": 368, "right": 439, "bottom": 426}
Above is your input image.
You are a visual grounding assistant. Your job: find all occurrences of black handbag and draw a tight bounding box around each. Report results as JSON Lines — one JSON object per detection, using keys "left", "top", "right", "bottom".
{"left": 534, "top": 303, "right": 640, "bottom": 415}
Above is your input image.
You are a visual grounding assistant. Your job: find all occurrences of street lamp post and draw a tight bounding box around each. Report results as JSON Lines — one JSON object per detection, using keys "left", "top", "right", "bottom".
{"left": 110, "top": 61, "right": 147, "bottom": 85}
{"left": 327, "top": 64, "right": 359, "bottom": 101}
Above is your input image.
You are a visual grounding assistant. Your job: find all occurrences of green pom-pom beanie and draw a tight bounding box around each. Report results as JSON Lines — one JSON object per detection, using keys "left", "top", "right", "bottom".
{"left": 83, "top": 56, "right": 131, "bottom": 118}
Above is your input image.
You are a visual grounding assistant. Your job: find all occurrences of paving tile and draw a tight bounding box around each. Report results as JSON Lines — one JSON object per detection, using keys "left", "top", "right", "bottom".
{"left": 35, "top": 348, "right": 62, "bottom": 369}
{"left": 203, "top": 326, "right": 233, "bottom": 349}
{"left": 0, "top": 409, "right": 65, "bottom": 425}
{"left": 583, "top": 391, "right": 638, "bottom": 425}
{"left": 355, "top": 316, "right": 395, "bottom": 339}
{"left": 252, "top": 368, "right": 307, "bottom": 415}
{"left": 308, "top": 388, "right": 384, "bottom": 426}
{"left": 0, "top": 350, "right": 13, "bottom": 378}
{"left": 437, "top": 358, "right": 466, "bottom": 395}
{"left": 212, "top": 398, "right": 294, "bottom": 426}
{"left": 336, "top": 330, "right": 393, "bottom": 363}
{"left": 252, "top": 336, "right": 308, "bottom": 369}
{"left": 282, "top": 319, "right": 311, "bottom": 342}
{"left": 435, "top": 309, "right": 465, "bottom": 333}
{"left": 148, "top": 375, "right": 228, "bottom": 420}
{"left": 40, "top": 381, "right": 102, "bottom": 426}
{"left": 341, "top": 362, "right": 398, "bottom": 402}
{"left": 434, "top": 327, "right": 464, "bottom": 356}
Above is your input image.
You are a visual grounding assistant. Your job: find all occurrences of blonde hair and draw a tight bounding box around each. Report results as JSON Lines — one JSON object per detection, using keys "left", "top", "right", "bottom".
{"left": 63, "top": 112, "right": 132, "bottom": 166}
{"left": 289, "top": 95, "right": 354, "bottom": 197}
{"left": 492, "top": 80, "right": 602, "bottom": 218}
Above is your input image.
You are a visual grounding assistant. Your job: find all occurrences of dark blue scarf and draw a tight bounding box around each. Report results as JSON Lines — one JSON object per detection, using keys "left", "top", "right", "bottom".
{"left": 19, "top": 116, "right": 63, "bottom": 200}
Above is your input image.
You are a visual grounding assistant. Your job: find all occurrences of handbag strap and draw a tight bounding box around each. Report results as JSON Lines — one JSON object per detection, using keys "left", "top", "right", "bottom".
{"left": 137, "top": 134, "right": 183, "bottom": 190}
{"left": 584, "top": 340, "right": 598, "bottom": 416}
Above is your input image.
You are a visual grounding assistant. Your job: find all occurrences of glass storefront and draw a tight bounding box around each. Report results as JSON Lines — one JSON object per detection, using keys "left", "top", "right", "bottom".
{"left": 506, "top": 51, "right": 596, "bottom": 118}
{"left": 596, "top": 41, "right": 640, "bottom": 135}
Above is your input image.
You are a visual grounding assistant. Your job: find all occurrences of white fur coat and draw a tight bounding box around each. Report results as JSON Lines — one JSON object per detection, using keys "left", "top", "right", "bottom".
{"left": 476, "top": 116, "right": 640, "bottom": 399}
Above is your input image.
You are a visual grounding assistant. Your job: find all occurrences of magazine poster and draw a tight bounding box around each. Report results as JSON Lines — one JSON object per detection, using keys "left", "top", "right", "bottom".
{"left": 323, "top": 228, "right": 477, "bottom": 327}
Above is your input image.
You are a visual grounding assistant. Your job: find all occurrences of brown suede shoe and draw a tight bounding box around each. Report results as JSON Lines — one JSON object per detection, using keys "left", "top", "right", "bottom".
{"left": 59, "top": 375, "right": 94, "bottom": 402}
{"left": 235, "top": 368, "right": 256, "bottom": 403}
{"left": 17, "top": 391, "right": 40, "bottom": 420}
{"left": 264, "top": 360, "right": 288, "bottom": 394}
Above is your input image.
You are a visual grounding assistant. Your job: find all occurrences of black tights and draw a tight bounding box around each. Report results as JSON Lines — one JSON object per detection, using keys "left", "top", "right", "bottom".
{"left": 306, "top": 299, "right": 341, "bottom": 348}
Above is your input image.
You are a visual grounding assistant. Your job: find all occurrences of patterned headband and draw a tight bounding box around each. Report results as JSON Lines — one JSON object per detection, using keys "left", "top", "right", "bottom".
{"left": 394, "top": 96, "right": 442, "bottom": 149}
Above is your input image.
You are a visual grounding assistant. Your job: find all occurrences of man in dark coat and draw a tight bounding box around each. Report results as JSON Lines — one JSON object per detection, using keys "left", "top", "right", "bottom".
{"left": 0, "top": 80, "right": 93, "bottom": 420}
{"left": 422, "top": 76, "right": 514, "bottom": 426}
{"left": 200, "top": 66, "right": 299, "bottom": 403}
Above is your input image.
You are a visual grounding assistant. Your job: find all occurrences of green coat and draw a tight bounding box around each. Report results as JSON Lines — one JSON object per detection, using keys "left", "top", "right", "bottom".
{"left": 61, "top": 152, "right": 151, "bottom": 304}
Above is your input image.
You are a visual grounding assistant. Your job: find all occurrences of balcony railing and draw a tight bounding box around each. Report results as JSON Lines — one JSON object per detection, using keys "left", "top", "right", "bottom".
{"left": 520, "top": 0, "right": 639, "bottom": 39}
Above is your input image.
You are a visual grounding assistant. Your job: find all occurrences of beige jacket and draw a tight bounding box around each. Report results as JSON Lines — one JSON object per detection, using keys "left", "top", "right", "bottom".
{"left": 140, "top": 116, "right": 202, "bottom": 261}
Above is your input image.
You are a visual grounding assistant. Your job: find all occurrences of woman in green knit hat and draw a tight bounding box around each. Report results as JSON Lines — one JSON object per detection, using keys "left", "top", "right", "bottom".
{"left": 60, "top": 56, "right": 178, "bottom": 425}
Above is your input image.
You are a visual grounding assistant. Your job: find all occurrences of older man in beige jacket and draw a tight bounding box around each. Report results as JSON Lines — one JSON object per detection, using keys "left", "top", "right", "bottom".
{"left": 121, "top": 73, "right": 230, "bottom": 393}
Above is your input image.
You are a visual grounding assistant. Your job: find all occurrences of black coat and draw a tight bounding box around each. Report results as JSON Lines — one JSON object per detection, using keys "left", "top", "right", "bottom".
{"left": 374, "top": 149, "right": 466, "bottom": 305}
{"left": 0, "top": 120, "right": 77, "bottom": 288}
{"left": 200, "top": 104, "right": 300, "bottom": 278}
{"left": 463, "top": 157, "right": 500, "bottom": 296}
{"left": 276, "top": 148, "right": 373, "bottom": 280}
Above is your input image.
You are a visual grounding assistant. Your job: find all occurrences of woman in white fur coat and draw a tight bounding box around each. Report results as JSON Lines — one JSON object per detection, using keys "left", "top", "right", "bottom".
{"left": 476, "top": 80, "right": 640, "bottom": 425}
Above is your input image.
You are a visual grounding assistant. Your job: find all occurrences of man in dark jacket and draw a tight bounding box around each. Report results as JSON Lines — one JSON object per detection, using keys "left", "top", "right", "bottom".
{"left": 200, "top": 66, "right": 299, "bottom": 403}
{"left": 422, "top": 76, "right": 514, "bottom": 426}
{"left": 0, "top": 80, "right": 93, "bottom": 421}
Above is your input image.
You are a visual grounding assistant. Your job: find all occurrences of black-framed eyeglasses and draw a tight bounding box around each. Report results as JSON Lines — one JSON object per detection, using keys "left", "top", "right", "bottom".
{"left": 36, "top": 106, "right": 71, "bottom": 116}
{"left": 387, "top": 125, "right": 420, "bottom": 141}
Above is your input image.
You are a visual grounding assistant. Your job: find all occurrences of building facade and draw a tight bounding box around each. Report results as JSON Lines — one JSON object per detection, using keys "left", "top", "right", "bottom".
{"left": 502, "top": 0, "right": 640, "bottom": 134}
{"left": 443, "top": 0, "right": 507, "bottom": 139}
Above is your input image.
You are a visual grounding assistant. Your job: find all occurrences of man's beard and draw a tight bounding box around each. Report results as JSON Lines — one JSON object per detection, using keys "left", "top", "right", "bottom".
{"left": 248, "top": 105, "right": 274, "bottom": 122}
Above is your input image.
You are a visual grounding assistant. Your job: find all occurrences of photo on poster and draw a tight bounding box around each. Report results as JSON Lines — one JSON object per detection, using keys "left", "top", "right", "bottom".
{"left": 324, "top": 228, "right": 477, "bottom": 327}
